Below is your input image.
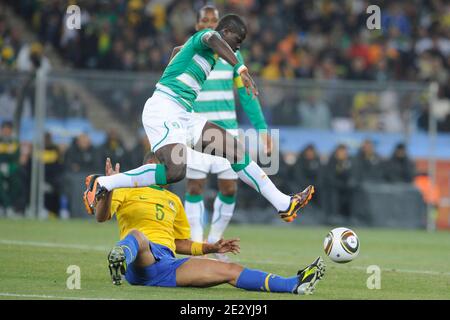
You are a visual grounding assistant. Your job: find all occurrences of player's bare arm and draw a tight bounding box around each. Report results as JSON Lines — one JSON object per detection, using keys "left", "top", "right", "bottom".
{"left": 204, "top": 33, "right": 258, "bottom": 97}
{"left": 175, "top": 238, "right": 240, "bottom": 255}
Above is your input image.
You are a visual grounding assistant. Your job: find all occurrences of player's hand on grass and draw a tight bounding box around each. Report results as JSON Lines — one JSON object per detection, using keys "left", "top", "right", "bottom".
{"left": 105, "top": 157, "right": 120, "bottom": 176}
{"left": 240, "top": 70, "right": 258, "bottom": 98}
{"left": 213, "top": 238, "right": 240, "bottom": 255}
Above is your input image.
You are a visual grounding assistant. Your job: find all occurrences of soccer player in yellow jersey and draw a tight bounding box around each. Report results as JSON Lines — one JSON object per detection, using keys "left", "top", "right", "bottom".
{"left": 89, "top": 154, "right": 325, "bottom": 295}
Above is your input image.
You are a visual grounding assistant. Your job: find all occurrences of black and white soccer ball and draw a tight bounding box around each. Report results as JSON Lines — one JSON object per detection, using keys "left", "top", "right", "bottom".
{"left": 323, "top": 227, "right": 360, "bottom": 263}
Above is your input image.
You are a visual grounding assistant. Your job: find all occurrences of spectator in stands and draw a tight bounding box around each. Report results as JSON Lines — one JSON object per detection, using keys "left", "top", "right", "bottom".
{"left": 64, "top": 133, "right": 97, "bottom": 173}
{"left": 47, "top": 84, "right": 69, "bottom": 118}
{"left": 324, "top": 144, "right": 353, "bottom": 223}
{"left": 16, "top": 42, "right": 51, "bottom": 73}
{"left": 414, "top": 170, "right": 441, "bottom": 227}
{"left": 352, "top": 139, "right": 384, "bottom": 185}
{"left": 298, "top": 91, "right": 331, "bottom": 129}
{"left": 6, "top": 0, "right": 449, "bottom": 86}
{"left": 0, "top": 121, "right": 22, "bottom": 218}
{"left": 43, "top": 132, "right": 64, "bottom": 218}
{"left": 18, "top": 141, "right": 32, "bottom": 215}
{"left": 67, "top": 93, "right": 87, "bottom": 118}
{"left": 293, "top": 144, "right": 323, "bottom": 208}
{"left": 385, "top": 143, "right": 415, "bottom": 183}
{"left": 352, "top": 93, "right": 381, "bottom": 131}
{"left": 0, "top": 87, "right": 17, "bottom": 120}
{"left": 96, "top": 128, "right": 126, "bottom": 170}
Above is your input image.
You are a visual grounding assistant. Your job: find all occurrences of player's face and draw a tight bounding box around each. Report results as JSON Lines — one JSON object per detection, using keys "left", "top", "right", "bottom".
{"left": 222, "top": 29, "right": 245, "bottom": 52}
{"left": 196, "top": 9, "right": 219, "bottom": 31}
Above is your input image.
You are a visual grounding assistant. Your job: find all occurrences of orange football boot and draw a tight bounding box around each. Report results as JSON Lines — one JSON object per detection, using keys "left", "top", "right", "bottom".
{"left": 278, "top": 185, "right": 315, "bottom": 222}
{"left": 83, "top": 174, "right": 107, "bottom": 215}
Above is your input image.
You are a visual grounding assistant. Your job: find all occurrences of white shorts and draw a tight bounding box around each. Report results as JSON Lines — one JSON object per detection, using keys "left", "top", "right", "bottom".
{"left": 186, "top": 148, "right": 238, "bottom": 180}
{"left": 142, "top": 92, "right": 207, "bottom": 152}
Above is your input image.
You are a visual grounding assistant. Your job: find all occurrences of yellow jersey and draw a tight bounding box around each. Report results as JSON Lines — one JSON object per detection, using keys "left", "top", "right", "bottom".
{"left": 110, "top": 185, "right": 191, "bottom": 254}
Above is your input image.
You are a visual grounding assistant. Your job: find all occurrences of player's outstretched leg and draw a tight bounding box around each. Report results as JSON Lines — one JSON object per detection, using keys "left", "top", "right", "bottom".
{"left": 83, "top": 146, "right": 186, "bottom": 213}
{"left": 292, "top": 256, "right": 326, "bottom": 295}
{"left": 176, "top": 256, "right": 325, "bottom": 295}
{"left": 198, "top": 121, "right": 315, "bottom": 222}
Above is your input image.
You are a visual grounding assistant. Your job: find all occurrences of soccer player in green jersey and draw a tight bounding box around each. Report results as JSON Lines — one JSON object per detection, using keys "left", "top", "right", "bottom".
{"left": 84, "top": 14, "right": 314, "bottom": 224}
{"left": 181, "top": 6, "right": 272, "bottom": 261}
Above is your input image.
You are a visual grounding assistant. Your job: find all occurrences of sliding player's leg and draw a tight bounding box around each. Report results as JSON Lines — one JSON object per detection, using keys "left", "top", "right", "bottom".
{"left": 108, "top": 229, "right": 156, "bottom": 285}
{"left": 185, "top": 177, "right": 207, "bottom": 242}
{"left": 175, "top": 256, "right": 326, "bottom": 295}
{"left": 198, "top": 121, "right": 314, "bottom": 222}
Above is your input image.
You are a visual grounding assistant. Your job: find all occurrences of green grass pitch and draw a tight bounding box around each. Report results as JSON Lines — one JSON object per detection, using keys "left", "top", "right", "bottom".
{"left": 0, "top": 218, "right": 449, "bottom": 300}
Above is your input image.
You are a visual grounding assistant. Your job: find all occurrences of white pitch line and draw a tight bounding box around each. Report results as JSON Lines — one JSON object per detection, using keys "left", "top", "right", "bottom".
{"left": 0, "top": 239, "right": 109, "bottom": 252}
{"left": 2, "top": 239, "right": 450, "bottom": 277}
{"left": 0, "top": 293, "right": 116, "bottom": 300}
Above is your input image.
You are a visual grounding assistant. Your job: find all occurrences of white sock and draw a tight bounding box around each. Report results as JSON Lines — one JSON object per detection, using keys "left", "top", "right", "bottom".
{"left": 184, "top": 194, "right": 205, "bottom": 242}
{"left": 237, "top": 161, "right": 290, "bottom": 212}
{"left": 97, "top": 164, "right": 166, "bottom": 191}
{"left": 207, "top": 193, "right": 236, "bottom": 244}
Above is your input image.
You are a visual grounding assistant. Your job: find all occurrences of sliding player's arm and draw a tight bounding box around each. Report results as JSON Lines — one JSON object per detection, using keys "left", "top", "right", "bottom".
{"left": 175, "top": 238, "right": 240, "bottom": 256}
{"left": 202, "top": 31, "right": 258, "bottom": 97}
{"left": 172, "top": 197, "right": 240, "bottom": 255}
{"left": 94, "top": 158, "right": 120, "bottom": 222}
{"left": 234, "top": 51, "right": 272, "bottom": 156}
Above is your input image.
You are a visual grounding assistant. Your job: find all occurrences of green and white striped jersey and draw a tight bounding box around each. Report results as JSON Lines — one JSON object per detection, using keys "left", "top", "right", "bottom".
{"left": 156, "top": 29, "right": 218, "bottom": 111}
{"left": 193, "top": 51, "right": 267, "bottom": 135}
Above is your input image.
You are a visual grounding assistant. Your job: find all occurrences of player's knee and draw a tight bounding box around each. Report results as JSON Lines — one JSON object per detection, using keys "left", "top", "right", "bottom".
{"left": 129, "top": 229, "right": 149, "bottom": 253}
{"left": 219, "top": 182, "right": 237, "bottom": 197}
{"left": 187, "top": 180, "right": 204, "bottom": 195}
{"left": 166, "top": 163, "right": 186, "bottom": 183}
{"left": 224, "top": 263, "right": 244, "bottom": 282}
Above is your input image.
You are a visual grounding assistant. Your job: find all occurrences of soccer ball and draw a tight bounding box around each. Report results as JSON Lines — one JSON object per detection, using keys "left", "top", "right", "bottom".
{"left": 323, "top": 227, "right": 360, "bottom": 263}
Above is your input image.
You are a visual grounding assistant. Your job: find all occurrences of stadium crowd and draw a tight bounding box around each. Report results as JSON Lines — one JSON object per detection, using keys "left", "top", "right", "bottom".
{"left": 2, "top": 1, "right": 449, "bottom": 132}
{"left": 2, "top": 0, "right": 449, "bottom": 94}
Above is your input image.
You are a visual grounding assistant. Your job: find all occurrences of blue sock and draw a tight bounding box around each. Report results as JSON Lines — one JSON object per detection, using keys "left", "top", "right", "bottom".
{"left": 235, "top": 268, "right": 298, "bottom": 293}
{"left": 116, "top": 234, "right": 139, "bottom": 265}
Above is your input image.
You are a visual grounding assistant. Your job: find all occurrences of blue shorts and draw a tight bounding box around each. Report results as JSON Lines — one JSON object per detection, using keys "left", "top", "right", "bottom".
{"left": 125, "top": 242, "right": 190, "bottom": 287}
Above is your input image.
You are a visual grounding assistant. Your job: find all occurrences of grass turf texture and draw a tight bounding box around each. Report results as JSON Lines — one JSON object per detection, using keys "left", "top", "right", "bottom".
{"left": 0, "top": 219, "right": 449, "bottom": 300}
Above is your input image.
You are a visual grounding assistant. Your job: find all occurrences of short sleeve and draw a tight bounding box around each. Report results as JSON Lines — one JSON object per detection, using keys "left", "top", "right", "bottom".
{"left": 110, "top": 189, "right": 126, "bottom": 217}
{"left": 192, "top": 29, "right": 220, "bottom": 51}
{"left": 173, "top": 197, "right": 191, "bottom": 240}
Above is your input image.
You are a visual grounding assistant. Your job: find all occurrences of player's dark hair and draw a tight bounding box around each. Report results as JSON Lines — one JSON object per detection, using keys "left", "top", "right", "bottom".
{"left": 143, "top": 150, "right": 158, "bottom": 164}
{"left": 216, "top": 14, "right": 247, "bottom": 38}
{"left": 196, "top": 4, "right": 218, "bottom": 23}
